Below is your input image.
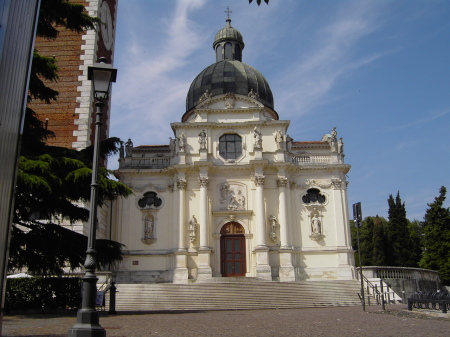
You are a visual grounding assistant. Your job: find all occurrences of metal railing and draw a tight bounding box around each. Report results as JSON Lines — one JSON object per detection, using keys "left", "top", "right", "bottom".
{"left": 362, "top": 274, "right": 397, "bottom": 309}
{"left": 408, "top": 291, "right": 450, "bottom": 313}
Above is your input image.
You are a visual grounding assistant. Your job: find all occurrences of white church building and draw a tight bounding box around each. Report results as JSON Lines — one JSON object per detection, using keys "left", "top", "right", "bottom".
{"left": 112, "top": 18, "right": 355, "bottom": 284}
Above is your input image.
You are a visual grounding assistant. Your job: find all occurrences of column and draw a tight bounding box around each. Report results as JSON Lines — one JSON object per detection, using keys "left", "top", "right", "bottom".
{"left": 277, "top": 176, "right": 295, "bottom": 281}
{"left": 199, "top": 176, "right": 208, "bottom": 248}
{"left": 332, "top": 177, "right": 354, "bottom": 279}
{"left": 173, "top": 175, "right": 188, "bottom": 283}
{"left": 253, "top": 173, "right": 271, "bottom": 280}
{"left": 197, "top": 173, "right": 212, "bottom": 279}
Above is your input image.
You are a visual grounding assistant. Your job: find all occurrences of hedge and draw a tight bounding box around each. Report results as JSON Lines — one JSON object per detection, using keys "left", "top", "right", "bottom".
{"left": 5, "top": 277, "right": 82, "bottom": 312}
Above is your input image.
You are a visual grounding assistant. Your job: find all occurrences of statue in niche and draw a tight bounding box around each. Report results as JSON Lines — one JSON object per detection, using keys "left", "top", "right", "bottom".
{"left": 144, "top": 216, "right": 154, "bottom": 238}
{"left": 329, "top": 127, "right": 338, "bottom": 153}
{"left": 253, "top": 127, "right": 262, "bottom": 149}
{"left": 125, "top": 138, "right": 133, "bottom": 157}
{"left": 338, "top": 137, "right": 344, "bottom": 154}
{"left": 311, "top": 214, "right": 321, "bottom": 235}
{"left": 269, "top": 214, "right": 278, "bottom": 242}
{"left": 188, "top": 215, "right": 198, "bottom": 242}
{"left": 198, "top": 129, "right": 207, "bottom": 150}
{"left": 178, "top": 132, "right": 186, "bottom": 151}
{"left": 248, "top": 88, "right": 259, "bottom": 100}
{"left": 199, "top": 90, "right": 211, "bottom": 103}
{"left": 274, "top": 130, "right": 283, "bottom": 150}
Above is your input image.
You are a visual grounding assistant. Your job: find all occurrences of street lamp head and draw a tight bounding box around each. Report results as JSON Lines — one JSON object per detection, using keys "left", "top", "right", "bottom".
{"left": 88, "top": 57, "right": 118, "bottom": 100}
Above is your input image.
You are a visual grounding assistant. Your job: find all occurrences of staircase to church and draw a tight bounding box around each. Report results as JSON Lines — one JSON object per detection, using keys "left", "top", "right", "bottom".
{"left": 106, "top": 279, "right": 362, "bottom": 312}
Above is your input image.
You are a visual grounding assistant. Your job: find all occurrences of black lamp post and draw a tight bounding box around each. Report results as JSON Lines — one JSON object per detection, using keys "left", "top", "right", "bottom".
{"left": 68, "top": 57, "right": 117, "bottom": 337}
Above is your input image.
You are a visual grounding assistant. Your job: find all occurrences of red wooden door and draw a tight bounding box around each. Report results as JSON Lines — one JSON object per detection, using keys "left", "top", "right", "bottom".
{"left": 220, "top": 222, "right": 246, "bottom": 277}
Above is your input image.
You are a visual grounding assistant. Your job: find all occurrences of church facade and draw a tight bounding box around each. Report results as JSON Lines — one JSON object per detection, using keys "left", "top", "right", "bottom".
{"left": 112, "top": 18, "right": 355, "bottom": 284}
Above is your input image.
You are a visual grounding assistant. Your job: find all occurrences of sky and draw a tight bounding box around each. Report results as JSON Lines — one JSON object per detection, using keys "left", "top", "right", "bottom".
{"left": 109, "top": 0, "right": 450, "bottom": 221}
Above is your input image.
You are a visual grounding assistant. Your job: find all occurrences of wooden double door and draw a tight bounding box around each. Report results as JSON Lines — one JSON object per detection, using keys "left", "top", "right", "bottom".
{"left": 220, "top": 222, "right": 246, "bottom": 277}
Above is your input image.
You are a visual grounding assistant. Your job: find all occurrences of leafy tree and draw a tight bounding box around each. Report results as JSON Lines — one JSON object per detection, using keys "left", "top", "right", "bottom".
{"left": 420, "top": 186, "right": 450, "bottom": 285}
{"left": 9, "top": 0, "right": 131, "bottom": 276}
{"left": 359, "top": 217, "right": 375, "bottom": 266}
{"left": 386, "top": 192, "right": 417, "bottom": 267}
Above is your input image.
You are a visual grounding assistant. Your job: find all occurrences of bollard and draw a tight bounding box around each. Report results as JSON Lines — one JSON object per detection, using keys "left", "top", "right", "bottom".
{"left": 109, "top": 282, "right": 117, "bottom": 314}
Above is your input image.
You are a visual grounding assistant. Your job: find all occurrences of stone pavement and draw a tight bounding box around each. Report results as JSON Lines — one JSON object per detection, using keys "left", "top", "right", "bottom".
{"left": 2, "top": 305, "right": 449, "bottom": 337}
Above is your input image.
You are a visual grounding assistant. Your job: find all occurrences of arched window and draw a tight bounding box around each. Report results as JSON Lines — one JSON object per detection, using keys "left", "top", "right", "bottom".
{"left": 302, "top": 188, "right": 326, "bottom": 204}
{"left": 235, "top": 44, "right": 242, "bottom": 61}
{"left": 138, "top": 192, "right": 162, "bottom": 208}
{"left": 219, "top": 133, "right": 242, "bottom": 159}
{"left": 224, "top": 42, "right": 232, "bottom": 60}
{"left": 216, "top": 45, "right": 222, "bottom": 62}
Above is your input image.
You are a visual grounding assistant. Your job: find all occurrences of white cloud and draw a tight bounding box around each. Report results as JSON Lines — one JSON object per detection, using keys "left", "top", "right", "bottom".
{"left": 275, "top": 1, "right": 384, "bottom": 117}
{"left": 111, "top": 0, "right": 208, "bottom": 146}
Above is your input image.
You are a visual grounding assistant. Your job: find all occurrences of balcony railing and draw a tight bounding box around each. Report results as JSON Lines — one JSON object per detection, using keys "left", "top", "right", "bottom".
{"left": 126, "top": 157, "right": 171, "bottom": 169}
{"left": 292, "top": 155, "right": 331, "bottom": 165}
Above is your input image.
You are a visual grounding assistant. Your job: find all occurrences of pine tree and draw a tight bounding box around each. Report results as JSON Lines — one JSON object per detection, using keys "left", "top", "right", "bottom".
{"left": 371, "top": 216, "right": 387, "bottom": 266}
{"left": 419, "top": 186, "right": 450, "bottom": 285}
{"left": 9, "top": 0, "right": 131, "bottom": 276}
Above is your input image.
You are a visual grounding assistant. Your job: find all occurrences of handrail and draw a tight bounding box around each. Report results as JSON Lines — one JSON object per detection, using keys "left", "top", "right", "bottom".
{"left": 362, "top": 274, "right": 398, "bottom": 308}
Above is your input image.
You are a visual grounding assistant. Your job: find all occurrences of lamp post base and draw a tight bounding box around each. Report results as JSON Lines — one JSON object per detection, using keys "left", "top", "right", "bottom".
{"left": 68, "top": 308, "right": 106, "bottom": 337}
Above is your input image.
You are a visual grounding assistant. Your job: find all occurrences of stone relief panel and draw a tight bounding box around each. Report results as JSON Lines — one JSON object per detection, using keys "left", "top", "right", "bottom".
{"left": 218, "top": 182, "right": 247, "bottom": 211}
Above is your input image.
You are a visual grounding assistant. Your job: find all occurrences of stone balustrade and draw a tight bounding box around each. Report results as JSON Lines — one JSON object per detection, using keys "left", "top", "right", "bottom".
{"left": 358, "top": 266, "right": 440, "bottom": 281}
{"left": 121, "top": 157, "right": 171, "bottom": 169}
{"left": 292, "top": 155, "right": 331, "bottom": 165}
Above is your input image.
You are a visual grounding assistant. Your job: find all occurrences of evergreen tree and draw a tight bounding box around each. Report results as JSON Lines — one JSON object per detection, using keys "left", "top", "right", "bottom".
{"left": 9, "top": 0, "right": 131, "bottom": 276}
{"left": 371, "top": 216, "right": 388, "bottom": 266}
{"left": 359, "top": 217, "right": 375, "bottom": 266}
{"left": 419, "top": 187, "right": 450, "bottom": 285}
{"left": 386, "top": 192, "right": 416, "bottom": 267}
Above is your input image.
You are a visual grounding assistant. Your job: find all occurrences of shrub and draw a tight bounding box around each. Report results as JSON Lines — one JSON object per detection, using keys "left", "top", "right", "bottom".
{"left": 5, "top": 277, "right": 82, "bottom": 312}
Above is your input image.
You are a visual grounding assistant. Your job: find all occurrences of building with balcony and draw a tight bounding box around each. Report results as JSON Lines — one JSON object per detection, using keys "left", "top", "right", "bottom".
{"left": 112, "top": 17, "right": 355, "bottom": 284}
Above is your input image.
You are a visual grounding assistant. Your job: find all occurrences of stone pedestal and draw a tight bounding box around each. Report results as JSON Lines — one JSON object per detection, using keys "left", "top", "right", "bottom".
{"left": 254, "top": 246, "right": 272, "bottom": 280}
{"left": 254, "top": 148, "right": 262, "bottom": 160}
{"left": 173, "top": 250, "right": 188, "bottom": 283}
{"left": 199, "top": 148, "right": 207, "bottom": 161}
{"left": 279, "top": 247, "right": 295, "bottom": 282}
{"left": 196, "top": 247, "right": 212, "bottom": 280}
{"left": 275, "top": 149, "right": 285, "bottom": 162}
{"left": 331, "top": 152, "right": 339, "bottom": 163}
{"left": 179, "top": 152, "right": 186, "bottom": 165}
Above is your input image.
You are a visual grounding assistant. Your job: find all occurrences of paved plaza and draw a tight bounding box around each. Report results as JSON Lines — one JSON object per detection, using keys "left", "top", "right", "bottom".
{"left": 2, "top": 305, "right": 449, "bottom": 337}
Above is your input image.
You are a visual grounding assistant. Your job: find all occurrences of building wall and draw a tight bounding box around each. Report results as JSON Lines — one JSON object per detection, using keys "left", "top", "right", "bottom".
{"left": 114, "top": 96, "right": 355, "bottom": 283}
{"left": 28, "top": 0, "right": 118, "bottom": 151}
{"left": 0, "top": 0, "right": 40, "bottom": 326}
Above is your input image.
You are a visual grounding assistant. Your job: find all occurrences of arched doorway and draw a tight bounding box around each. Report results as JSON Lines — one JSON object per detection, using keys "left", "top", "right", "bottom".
{"left": 220, "top": 222, "right": 246, "bottom": 277}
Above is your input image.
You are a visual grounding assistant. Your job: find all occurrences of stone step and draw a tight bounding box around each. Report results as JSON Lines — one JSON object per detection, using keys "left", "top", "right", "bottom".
{"left": 105, "top": 280, "right": 361, "bottom": 311}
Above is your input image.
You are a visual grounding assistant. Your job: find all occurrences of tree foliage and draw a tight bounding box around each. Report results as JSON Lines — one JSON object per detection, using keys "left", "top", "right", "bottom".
{"left": 249, "top": 0, "right": 270, "bottom": 5}
{"left": 419, "top": 186, "right": 450, "bottom": 285}
{"left": 9, "top": 0, "right": 131, "bottom": 276}
{"left": 385, "top": 192, "right": 418, "bottom": 267}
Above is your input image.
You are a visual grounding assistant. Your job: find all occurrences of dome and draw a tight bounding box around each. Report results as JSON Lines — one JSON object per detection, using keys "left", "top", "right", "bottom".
{"left": 185, "top": 18, "right": 274, "bottom": 113}
{"left": 213, "top": 18, "right": 244, "bottom": 49}
{"left": 185, "top": 60, "right": 274, "bottom": 111}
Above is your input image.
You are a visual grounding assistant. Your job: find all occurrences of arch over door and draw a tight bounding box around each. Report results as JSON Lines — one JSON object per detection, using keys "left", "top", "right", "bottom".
{"left": 220, "top": 222, "right": 246, "bottom": 277}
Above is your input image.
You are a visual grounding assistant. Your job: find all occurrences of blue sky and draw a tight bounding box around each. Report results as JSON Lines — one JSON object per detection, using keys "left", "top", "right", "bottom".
{"left": 109, "top": 0, "right": 450, "bottom": 221}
